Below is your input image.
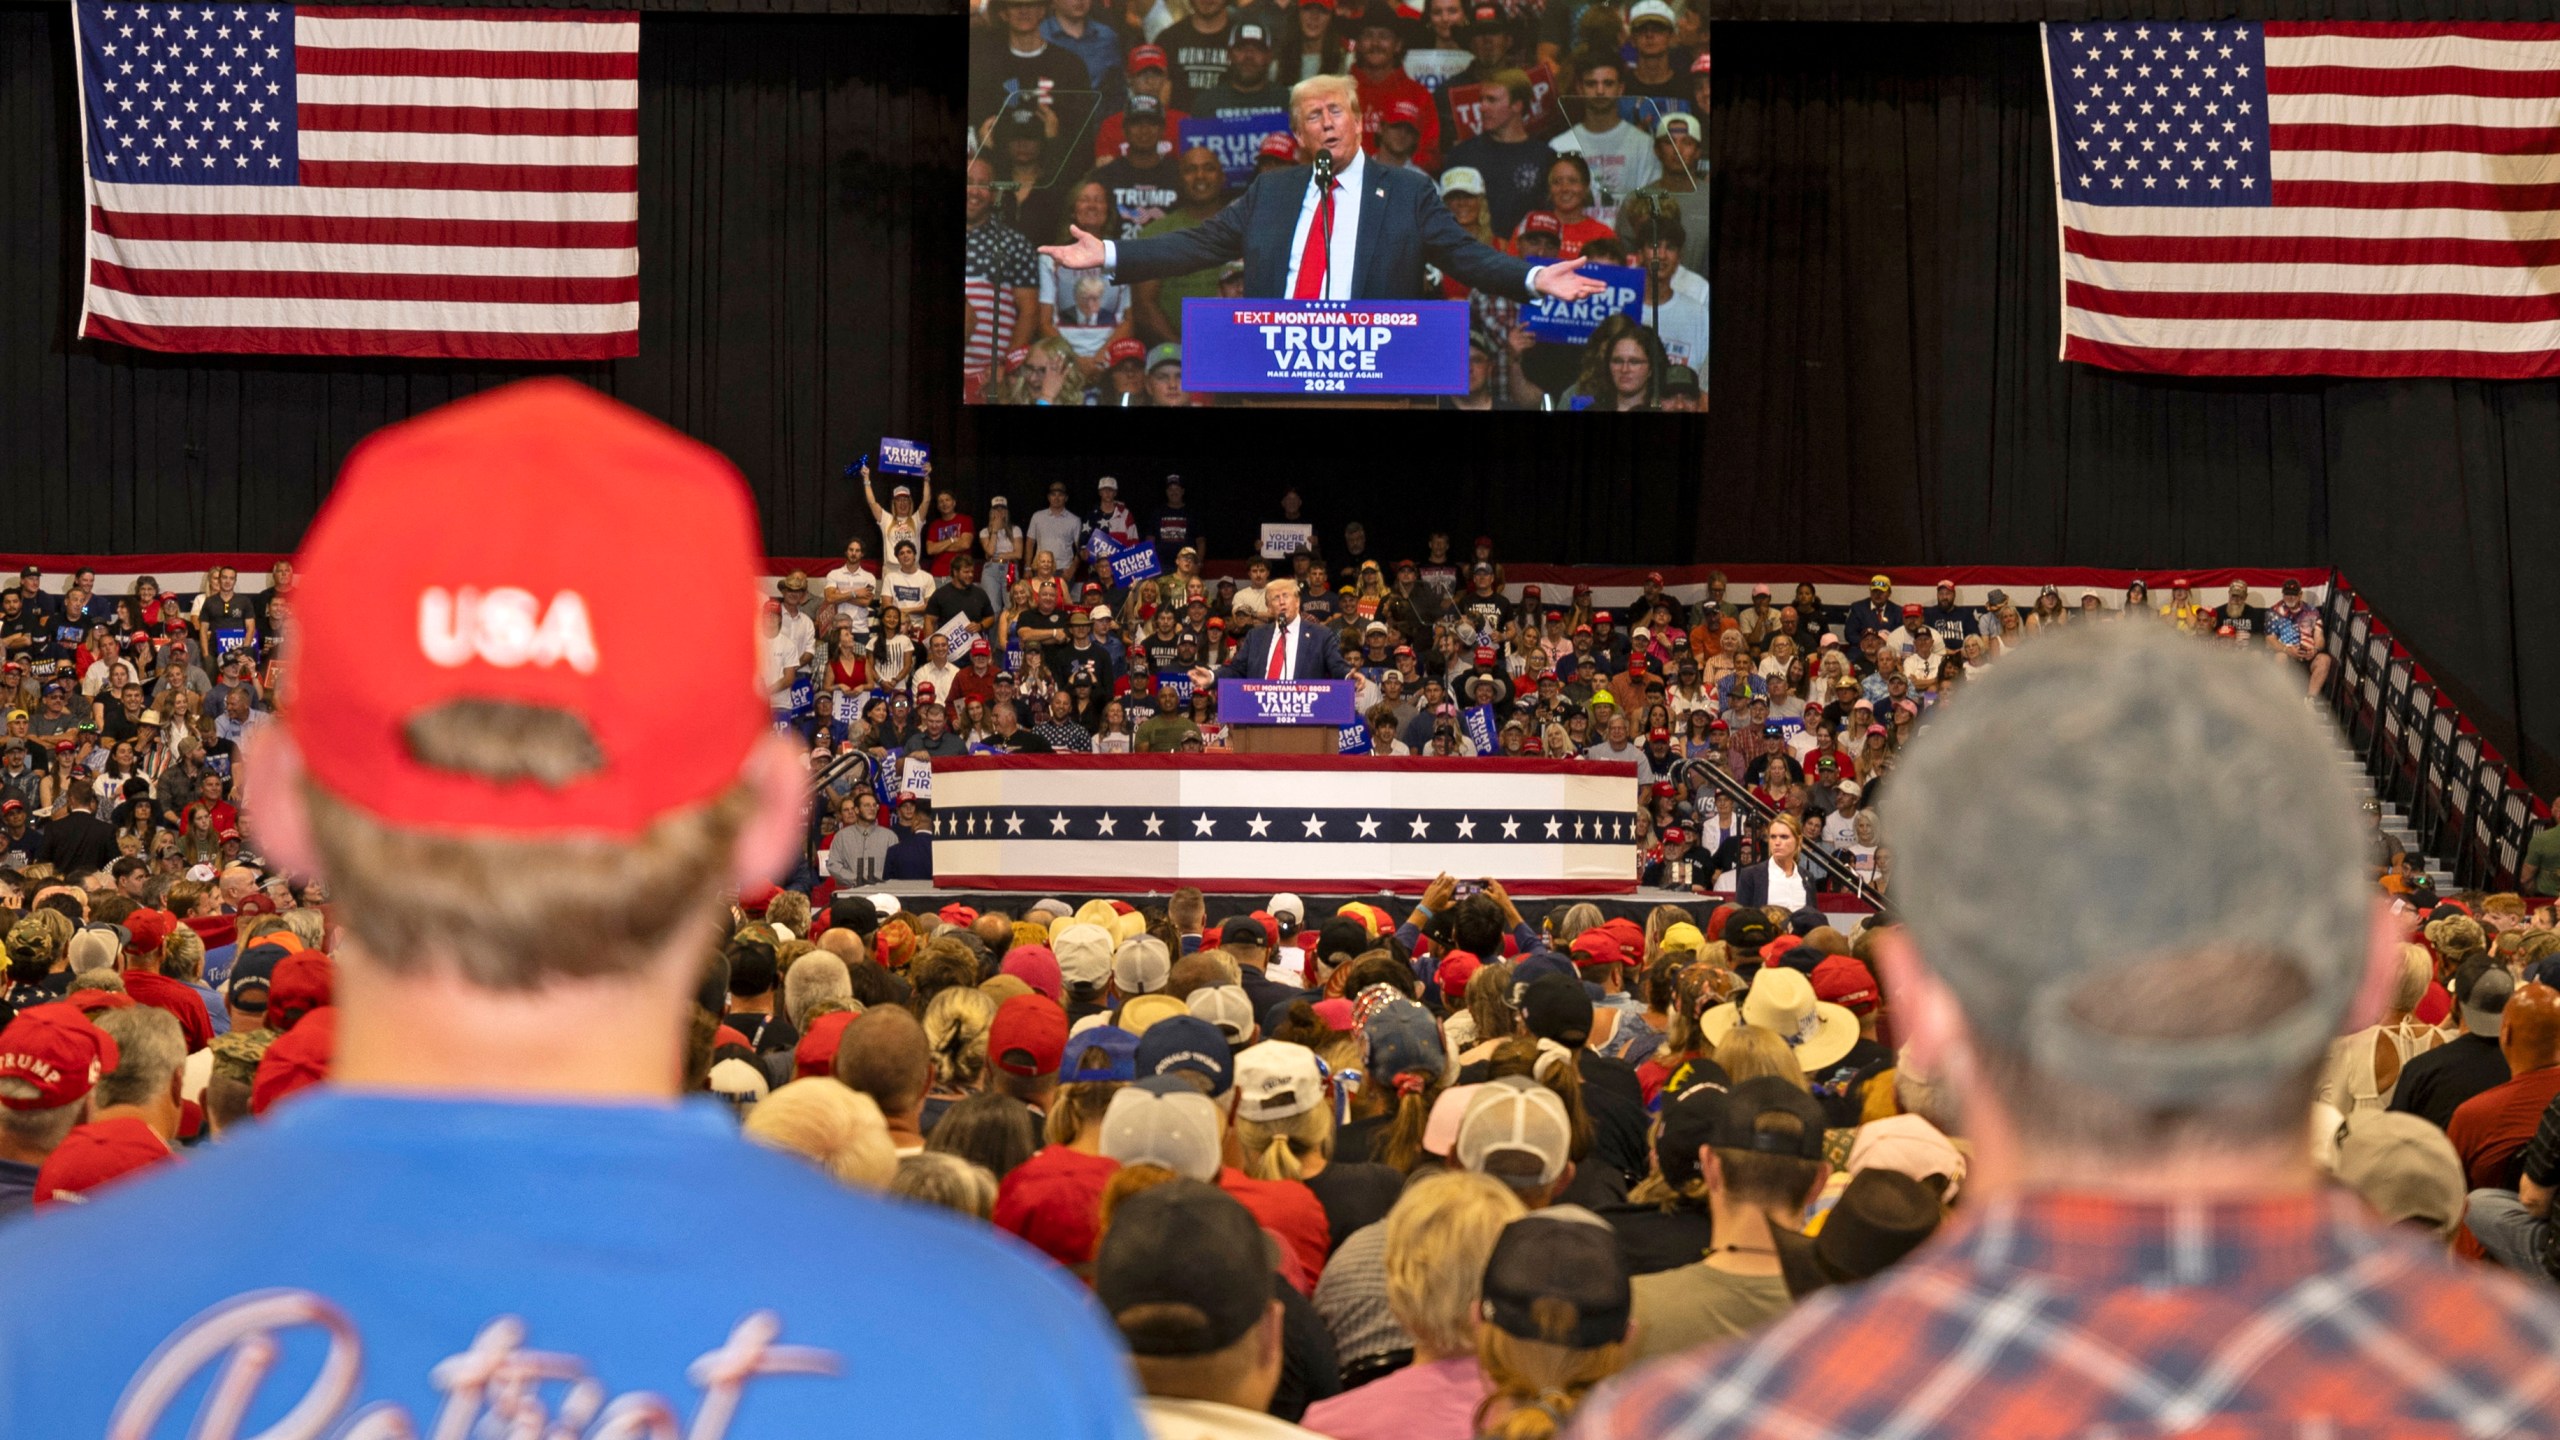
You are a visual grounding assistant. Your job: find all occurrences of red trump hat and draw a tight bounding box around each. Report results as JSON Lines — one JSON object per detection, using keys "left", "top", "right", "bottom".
{"left": 285, "top": 380, "right": 768, "bottom": 839}
{"left": 0, "top": 1005, "right": 119, "bottom": 1111}
{"left": 1258, "top": 131, "right": 1301, "bottom": 163}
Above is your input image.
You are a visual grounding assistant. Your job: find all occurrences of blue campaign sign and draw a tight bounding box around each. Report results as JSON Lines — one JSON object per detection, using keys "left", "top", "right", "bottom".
{"left": 1182, "top": 299, "right": 1471, "bottom": 396}
{"left": 1522, "top": 262, "right": 1645, "bottom": 344}
{"left": 1218, "top": 679, "right": 1358, "bottom": 726}
{"left": 1462, "top": 704, "right": 1499, "bottom": 753}
{"left": 1336, "top": 723, "right": 1372, "bottom": 755}
{"left": 1092, "top": 534, "right": 1163, "bottom": 586}
{"left": 1186, "top": 110, "right": 1292, "bottom": 186}
{"left": 878, "top": 437, "right": 931, "bottom": 476}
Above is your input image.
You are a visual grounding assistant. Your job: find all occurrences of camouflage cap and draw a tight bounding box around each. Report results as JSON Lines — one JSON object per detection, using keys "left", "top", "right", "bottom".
{"left": 208, "top": 1028, "right": 275, "bottom": 1087}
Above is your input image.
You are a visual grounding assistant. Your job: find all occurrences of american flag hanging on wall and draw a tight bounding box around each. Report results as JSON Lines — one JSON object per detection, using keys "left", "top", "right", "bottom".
{"left": 71, "top": 2, "right": 639, "bottom": 360}
{"left": 2043, "top": 22, "right": 2560, "bottom": 379}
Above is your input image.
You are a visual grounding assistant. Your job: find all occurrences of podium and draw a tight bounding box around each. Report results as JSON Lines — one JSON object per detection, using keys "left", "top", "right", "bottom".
{"left": 1219, "top": 679, "right": 1356, "bottom": 755}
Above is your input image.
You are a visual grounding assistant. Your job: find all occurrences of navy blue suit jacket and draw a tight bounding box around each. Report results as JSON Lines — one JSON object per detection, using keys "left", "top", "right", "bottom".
{"left": 1112, "top": 160, "right": 1537, "bottom": 302}
{"left": 1216, "top": 620, "right": 1355, "bottom": 681}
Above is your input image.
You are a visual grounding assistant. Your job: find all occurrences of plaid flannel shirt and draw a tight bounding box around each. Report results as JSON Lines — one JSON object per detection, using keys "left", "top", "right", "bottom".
{"left": 1573, "top": 1190, "right": 2560, "bottom": 1440}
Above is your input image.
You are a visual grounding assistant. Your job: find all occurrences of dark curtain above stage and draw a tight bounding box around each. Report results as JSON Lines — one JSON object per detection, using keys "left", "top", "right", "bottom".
{"left": 0, "top": 6, "right": 961, "bottom": 557}
{"left": 1710, "top": 21, "right": 2560, "bottom": 789}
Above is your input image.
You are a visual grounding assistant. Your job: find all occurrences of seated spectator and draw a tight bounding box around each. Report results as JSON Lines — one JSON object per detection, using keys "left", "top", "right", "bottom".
{"left": 2392, "top": 959, "right": 2517, "bottom": 1129}
{"left": 2444, "top": 980, "right": 2560, "bottom": 1260}
{"left": 1097, "top": 1180, "right": 1322, "bottom": 1439}
{"left": 1472, "top": 1212, "right": 1636, "bottom": 1440}
{"left": 1625, "top": 1077, "right": 1826, "bottom": 1361}
{"left": 743, "top": 1078, "right": 900, "bottom": 1189}
{"left": 1302, "top": 1171, "right": 1525, "bottom": 1440}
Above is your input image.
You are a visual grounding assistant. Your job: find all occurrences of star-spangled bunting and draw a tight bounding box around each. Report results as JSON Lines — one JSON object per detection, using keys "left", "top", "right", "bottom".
{"left": 935, "top": 805, "right": 1632, "bottom": 843}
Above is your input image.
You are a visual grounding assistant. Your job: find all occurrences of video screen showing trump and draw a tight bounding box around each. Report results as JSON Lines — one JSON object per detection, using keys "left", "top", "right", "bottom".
{"left": 966, "top": 0, "right": 1708, "bottom": 409}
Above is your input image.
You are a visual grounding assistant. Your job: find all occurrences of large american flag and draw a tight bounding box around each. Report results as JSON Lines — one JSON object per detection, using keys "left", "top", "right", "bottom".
{"left": 72, "top": 2, "right": 639, "bottom": 359}
{"left": 2045, "top": 22, "right": 2560, "bottom": 379}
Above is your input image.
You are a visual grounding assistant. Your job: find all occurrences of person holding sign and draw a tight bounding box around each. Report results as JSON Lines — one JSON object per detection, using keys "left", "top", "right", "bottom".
{"left": 857, "top": 455, "right": 933, "bottom": 564}
{"left": 1041, "top": 75, "right": 1607, "bottom": 305}
{"left": 1190, "top": 577, "right": 1353, "bottom": 687}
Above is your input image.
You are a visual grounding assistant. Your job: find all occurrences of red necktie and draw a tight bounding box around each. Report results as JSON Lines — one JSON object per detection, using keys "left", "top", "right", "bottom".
{"left": 1291, "top": 180, "right": 1337, "bottom": 300}
{"left": 1266, "top": 622, "right": 1290, "bottom": 679}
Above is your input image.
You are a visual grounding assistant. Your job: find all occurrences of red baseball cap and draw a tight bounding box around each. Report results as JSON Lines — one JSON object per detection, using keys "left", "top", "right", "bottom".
{"left": 938, "top": 903, "right": 980, "bottom": 927}
{"left": 1128, "top": 43, "right": 1168, "bottom": 71}
{"left": 287, "top": 380, "right": 768, "bottom": 839}
{"left": 1258, "top": 132, "right": 1300, "bottom": 162}
{"left": 1520, "top": 212, "right": 1562, "bottom": 237}
{"left": 1105, "top": 337, "right": 1146, "bottom": 366}
{"left": 1383, "top": 98, "right": 1425, "bottom": 126}
{"left": 34, "top": 1115, "right": 171, "bottom": 1207}
{"left": 1648, "top": 728, "right": 1670, "bottom": 744}
{"left": 1811, "top": 955, "right": 1880, "bottom": 1015}
{"left": 1901, "top": 603, "right": 1923, "bottom": 618}
{"left": 1603, "top": 917, "right": 1647, "bottom": 955}
{"left": 267, "top": 952, "right": 334, "bottom": 1031}
{"left": 990, "top": 993, "right": 1069, "bottom": 1077}
{"left": 122, "top": 908, "right": 173, "bottom": 955}
{"left": 251, "top": 1006, "right": 335, "bottom": 1115}
{"left": 1437, "top": 950, "right": 1484, "bottom": 998}
{"left": 0, "top": 1004, "right": 119, "bottom": 1111}
{"left": 1690, "top": 50, "right": 1711, "bottom": 74}
{"left": 1569, "top": 931, "right": 1626, "bottom": 969}
{"left": 1001, "top": 943, "right": 1063, "bottom": 1001}
{"left": 795, "top": 1009, "right": 858, "bottom": 1080}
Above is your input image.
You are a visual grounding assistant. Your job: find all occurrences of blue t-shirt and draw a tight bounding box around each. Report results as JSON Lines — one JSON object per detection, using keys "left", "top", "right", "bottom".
{"left": 0, "top": 1091, "right": 1145, "bottom": 1438}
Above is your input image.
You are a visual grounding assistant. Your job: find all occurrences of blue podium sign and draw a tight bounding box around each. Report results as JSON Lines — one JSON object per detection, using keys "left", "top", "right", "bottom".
{"left": 1219, "top": 679, "right": 1360, "bottom": 725}
{"left": 1181, "top": 299, "right": 1470, "bottom": 396}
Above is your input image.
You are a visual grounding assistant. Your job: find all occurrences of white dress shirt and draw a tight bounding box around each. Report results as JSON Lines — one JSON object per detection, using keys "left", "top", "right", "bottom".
{"left": 1766, "top": 858, "right": 1808, "bottom": 912}
{"left": 1105, "top": 147, "right": 1548, "bottom": 300}
{"left": 1263, "top": 618, "right": 1300, "bottom": 678}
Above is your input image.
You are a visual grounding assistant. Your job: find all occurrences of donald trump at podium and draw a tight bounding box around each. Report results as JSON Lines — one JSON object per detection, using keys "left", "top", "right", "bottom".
{"left": 1191, "top": 578, "right": 1354, "bottom": 687}
{"left": 1039, "top": 75, "right": 1609, "bottom": 306}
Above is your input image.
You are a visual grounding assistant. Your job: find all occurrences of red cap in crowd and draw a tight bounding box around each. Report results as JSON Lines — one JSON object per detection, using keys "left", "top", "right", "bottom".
{"left": 1382, "top": 98, "right": 1425, "bottom": 126}
{"left": 1105, "top": 337, "right": 1146, "bottom": 366}
{"left": 65, "top": 989, "right": 134, "bottom": 1015}
{"left": 938, "top": 903, "right": 980, "bottom": 927}
{"left": 990, "top": 994, "right": 1068, "bottom": 1077}
{"left": 33, "top": 1116, "right": 171, "bottom": 1207}
{"left": 268, "top": 953, "right": 334, "bottom": 1031}
{"left": 1649, "top": 728, "right": 1670, "bottom": 744}
{"left": 1127, "top": 43, "right": 1168, "bottom": 71}
{"left": 1901, "top": 603, "right": 1923, "bottom": 618}
{"left": 1436, "top": 950, "right": 1483, "bottom": 998}
{"left": 1811, "top": 955, "right": 1880, "bottom": 1015}
{"left": 1258, "top": 132, "right": 1300, "bottom": 162}
{"left": 0, "top": 1004, "right": 119, "bottom": 1111}
{"left": 1569, "top": 932, "right": 1625, "bottom": 969}
{"left": 1691, "top": 50, "right": 1711, "bottom": 73}
{"left": 251, "top": 1006, "right": 336, "bottom": 1115}
{"left": 795, "top": 1010, "right": 858, "bottom": 1080}
{"left": 1001, "top": 944, "right": 1063, "bottom": 1001}
{"left": 122, "top": 908, "right": 173, "bottom": 955}
{"left": 1521, "top": 212, "right": 1562, "bottom": 237}
{"left": 287, "top": 380, "right": 769, "bottom": 840}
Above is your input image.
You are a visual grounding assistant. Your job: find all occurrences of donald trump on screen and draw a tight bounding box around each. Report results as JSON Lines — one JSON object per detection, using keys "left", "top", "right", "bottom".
{"left": 1039, "top": 75, "right": 1609, "bottom": 305}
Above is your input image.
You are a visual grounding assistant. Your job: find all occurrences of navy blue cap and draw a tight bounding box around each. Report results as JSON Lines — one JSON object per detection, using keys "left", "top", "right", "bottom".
{"left": 1136, "top": 1015, "right": 1234, "bottom": 1097}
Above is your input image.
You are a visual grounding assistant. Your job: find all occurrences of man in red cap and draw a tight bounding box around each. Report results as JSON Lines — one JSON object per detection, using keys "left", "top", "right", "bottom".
{"left": 0, "top": 382, "right": 1143, "bottom": 1439}
{"left": 0, "top": 1003, "right": 119, "bottom": 1218}
{"left": 35, "top": 1004, "right": 185, "bottom": 1207}
{"left": 114, "top": 908, "right": 211, "bottom": 1053}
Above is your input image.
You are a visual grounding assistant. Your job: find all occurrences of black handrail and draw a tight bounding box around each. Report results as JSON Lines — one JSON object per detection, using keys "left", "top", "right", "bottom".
{"left": 1670, "top": 756, "right": 1890, "bottom": 911}
{"left": 803, "top": 748, "right": 875, "bottom": 863}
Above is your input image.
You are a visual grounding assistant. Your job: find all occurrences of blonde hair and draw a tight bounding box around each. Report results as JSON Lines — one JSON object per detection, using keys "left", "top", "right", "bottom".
{"left": 2390, "top": 944, "right": 2434, "bottom": 1014}
{"left": 1385, "top": 1171, "right": 1527, "bottom": 1356}
{"left": 890, "top": 1152, "right": 998, "bottom": 1218}
{"left": 1713, "top": 1025, "right": 1810, "bottom": 1091}
{"left": 1237, "top": 1103, "right": 1335, "bottom": 1182}
{"left": 1474, "top": 1325, "right": 1634, "bottom": 1440}
{"left": 161, "top": 924, "right": 207, "bottom": 982}
{"left": 744, "top": 1079, "right": 899, "bottom": 1188}
{"left": 924, "top": 984, "right": 997, "bottom": 1089}
{"left": 1289, "top": 73, "right": 1360, "bottom": 129}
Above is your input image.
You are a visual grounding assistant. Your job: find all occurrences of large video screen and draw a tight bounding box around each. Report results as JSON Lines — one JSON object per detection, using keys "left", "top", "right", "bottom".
{"left": 964, "top": 0, "right": 1706, "bottom": 409}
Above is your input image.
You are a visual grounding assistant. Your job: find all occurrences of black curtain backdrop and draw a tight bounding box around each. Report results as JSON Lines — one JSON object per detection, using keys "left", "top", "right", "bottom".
{"left": 1709, "top": 21, "right": 2560, "bottom": 788}
{"left": 0, "top": 4, "right": 959, "bottom": 557}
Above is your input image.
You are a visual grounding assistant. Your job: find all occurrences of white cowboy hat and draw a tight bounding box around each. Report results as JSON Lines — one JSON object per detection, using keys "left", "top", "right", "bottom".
{"left": 1699, "top": 965, "right": 1861, "bottom": 1071}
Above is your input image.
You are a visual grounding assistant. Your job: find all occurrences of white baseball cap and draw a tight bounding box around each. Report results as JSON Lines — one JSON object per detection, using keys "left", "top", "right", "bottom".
{"left": 1456, "top": 1077, "right": 1572, "bottom": 1187}
{"left": 1235, "top": 1041, "right": 1326, "bottom": 1123}
{"left": 1628, "top": 0, "right": 1677, "bottom": 24}
{"left": 1100, "top": 1081, "right": 1222, "bottom": 1181}
{"left": 1091, "top": 605, "right": 1115, "bottom": 621}
{"left": 1053, "top": 923, "right": 1115, "bottom": 987}
{"left": 1097, "top": 475, "right": 1120, "bottom": 490}
{"left": 1655, "top": 111, "right": 1702, "bottom": 142}
{"left": 1439, "top": 166, "right": 1486, "bottom": 199}
{"left": 1267, "top": 892, "right": 1305, "bottom": 923}
{"left": 1112, "top": 936, "right": 1173, "bottom": 995}
{"left": 867, "top": 892, "right": 901, "bottom": 918}
{"left": 1187, "top": 984, "right": 1257, "bottom": 1043}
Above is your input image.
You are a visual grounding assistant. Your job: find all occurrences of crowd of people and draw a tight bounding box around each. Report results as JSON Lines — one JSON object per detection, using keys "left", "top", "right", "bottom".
{"left": 780, "top": 472, "right": 2335, "bottom": 903}
{"left": 5, "top": 383, "right": 2560, "bottom": 1439}
{"left": 965, "top": 0, "right": 1710, "bottom": 408}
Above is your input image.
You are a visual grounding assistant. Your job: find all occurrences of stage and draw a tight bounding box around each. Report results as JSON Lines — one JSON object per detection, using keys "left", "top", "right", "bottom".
{"left": 853, "top": 881, "right": 1879, "bottom": 934}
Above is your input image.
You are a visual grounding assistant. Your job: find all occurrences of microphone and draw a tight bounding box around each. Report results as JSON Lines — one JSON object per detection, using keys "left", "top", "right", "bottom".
{"left": 1311, "top": 150, "right": 1337, "bottom": 299}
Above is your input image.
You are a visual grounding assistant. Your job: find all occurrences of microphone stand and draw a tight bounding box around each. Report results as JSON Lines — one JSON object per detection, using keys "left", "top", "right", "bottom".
{"left": 1312, "top": 149, "right": 1336, "bottom": 300}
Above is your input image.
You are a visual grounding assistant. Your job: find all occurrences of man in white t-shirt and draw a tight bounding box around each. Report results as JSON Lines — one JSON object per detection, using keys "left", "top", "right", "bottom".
{"left": 881, "top": 540, "right": 936, "bottom": 613}
{"left": 1821, "top": 781, "right": 1863, "bottom": 851}
{"left": 1550, "top": 55, "right": 1660, "bottom": 222}
{"left": 1633, "top": 179, "right": 1708, "bottom": 370}
{"left": 824, "top": 538, "right": 880, "bottom": 610}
